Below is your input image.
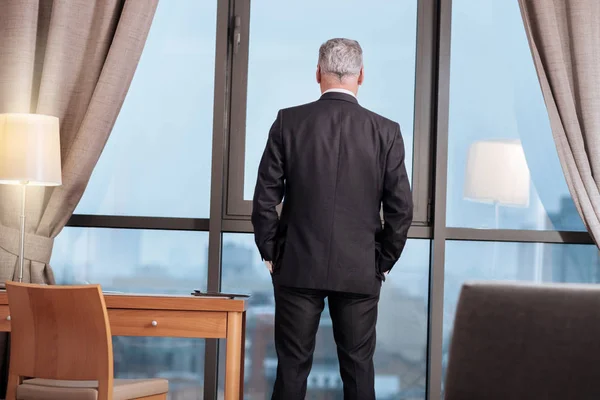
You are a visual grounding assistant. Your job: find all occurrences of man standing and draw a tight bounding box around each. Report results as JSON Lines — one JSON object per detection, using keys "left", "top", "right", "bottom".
{"left": 252, "top": 38, "right": 413, "bottom": 400}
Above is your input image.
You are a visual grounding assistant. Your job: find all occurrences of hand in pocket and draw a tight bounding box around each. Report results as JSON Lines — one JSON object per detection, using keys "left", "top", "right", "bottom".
{"left": 265, "top": 260, "right": 273, "bottom": 273}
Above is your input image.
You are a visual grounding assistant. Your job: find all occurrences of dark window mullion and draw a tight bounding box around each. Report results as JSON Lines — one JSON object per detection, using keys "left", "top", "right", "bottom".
{"left": 412, "top": 0, "right": 437, "bottom": 225}
{"left": 204, "top": 0, "right": 239, "bottom": 399}
{"left": 224, "top": 0, "right": 252, "bottom": 218}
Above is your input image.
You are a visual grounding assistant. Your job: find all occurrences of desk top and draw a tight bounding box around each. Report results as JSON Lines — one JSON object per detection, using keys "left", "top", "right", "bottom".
{"left": 0, "top": 292, "right": 247, "bottom": 312}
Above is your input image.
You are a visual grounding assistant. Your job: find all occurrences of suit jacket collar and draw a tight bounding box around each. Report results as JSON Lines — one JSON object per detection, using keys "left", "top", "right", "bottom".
{"left": 319, "top": 91, "right": 359, "bottom": 104}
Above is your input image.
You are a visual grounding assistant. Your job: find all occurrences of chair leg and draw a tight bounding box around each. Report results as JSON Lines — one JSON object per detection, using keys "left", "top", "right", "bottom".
{"left": 97, "top": 379, "right": 112, "bottom": 400}
{"left": 5, "top": 373, "right": 22, "bottom": 400}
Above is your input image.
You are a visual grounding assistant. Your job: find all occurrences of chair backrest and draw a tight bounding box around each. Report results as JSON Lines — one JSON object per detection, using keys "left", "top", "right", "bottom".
{"left": 444, "top": 281, "right": 600, "bottom": 400}
{"left": 6, "top": 282, "right": 113, "bottom": 381}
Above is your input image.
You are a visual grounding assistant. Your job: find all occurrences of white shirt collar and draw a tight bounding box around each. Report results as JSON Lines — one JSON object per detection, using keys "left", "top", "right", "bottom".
{"left": 322, "top": 88, "right": 357, "bottom": 98}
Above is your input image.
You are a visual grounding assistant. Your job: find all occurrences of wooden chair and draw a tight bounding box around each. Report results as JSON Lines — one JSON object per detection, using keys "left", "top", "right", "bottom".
{"left": 5, "top": 282, "right": 168, "bottom": 400}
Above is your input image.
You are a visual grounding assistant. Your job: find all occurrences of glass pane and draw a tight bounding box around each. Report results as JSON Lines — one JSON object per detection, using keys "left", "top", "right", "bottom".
{"left": 114, "top": 336, "right": 205, "bottom": 399}
{"left": 446, "top": 0, "right": 585, "bottom": 230}
{"left": 76, "top": 0, "right": 216, "bottom": 218}
{"left": 51, "top": 227, "right": 208, "bottom": 293}
{"left": 243, "top": 0, "right": 418, "bottom": 200}
{"left": 51, "top": 227, "right": 209, "bottom": 399}
{"left": 442, "top": 241, "right": 600, "bottom": 393}
{"left": 219, "top": 234, "right": 429, "bottom": 400}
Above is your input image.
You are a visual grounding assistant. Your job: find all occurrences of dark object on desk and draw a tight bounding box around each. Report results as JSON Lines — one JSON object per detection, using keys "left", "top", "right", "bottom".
{"left": 192, "top": 290, "right": 250, "bottom": 299}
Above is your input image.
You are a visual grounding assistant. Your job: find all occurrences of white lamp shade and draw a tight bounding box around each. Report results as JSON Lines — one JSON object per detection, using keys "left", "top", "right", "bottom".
{"left": 464, "top": 139, "right": 530, "bottom": 207}
{"left": 0, "top": 113, "right": 62, "bottom": 186}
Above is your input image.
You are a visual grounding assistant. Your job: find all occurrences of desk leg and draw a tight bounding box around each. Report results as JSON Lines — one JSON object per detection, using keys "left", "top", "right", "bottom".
{"left": 6, "top": 374, "right": 21, "bottom": 400}
{"left": 225, "top": 311, "right": 246, "bottom": 400}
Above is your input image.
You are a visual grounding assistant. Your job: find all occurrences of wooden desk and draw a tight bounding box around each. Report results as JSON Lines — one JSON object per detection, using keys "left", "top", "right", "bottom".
{"left": 0, "top": 292, "right": 247, "bottom": 400}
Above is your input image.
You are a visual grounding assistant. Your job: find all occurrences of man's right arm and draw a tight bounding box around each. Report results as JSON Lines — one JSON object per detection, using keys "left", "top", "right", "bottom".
{"left": 251, "top": 111, "right": 285, "bottom": 263}
{"left": 376, "top": 123, "right": 414, "bottom": 273}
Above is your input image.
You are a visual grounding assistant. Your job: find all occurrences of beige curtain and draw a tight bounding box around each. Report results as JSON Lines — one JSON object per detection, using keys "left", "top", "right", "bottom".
{"left": 0, "top": 1, "right": 158, "bottom": 397}
{"left": 0, "top": 0, "right": 158, "bottom": 284}
{"left": 518, "top": 0, "right": 600, "bottom": 244}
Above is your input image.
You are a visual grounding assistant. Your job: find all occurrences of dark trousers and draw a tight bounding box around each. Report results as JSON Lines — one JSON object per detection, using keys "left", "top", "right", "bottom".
{"left": 271, "top": 284, "right": 379, "bottom": 400}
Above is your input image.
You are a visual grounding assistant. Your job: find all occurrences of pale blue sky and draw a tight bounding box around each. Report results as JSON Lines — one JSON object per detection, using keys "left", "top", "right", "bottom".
{"left": 74, "top": 0, "right": 577, "bottom": 229}
{"left": 53, "top": 0, "right": 582, "bottom": 289}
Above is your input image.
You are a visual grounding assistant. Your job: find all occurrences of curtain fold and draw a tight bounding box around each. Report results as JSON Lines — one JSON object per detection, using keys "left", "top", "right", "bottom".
{"left": 0, "top": 2, "right": 157, "bottom": 397}
{"left": 518, "top": 0, "right": 600, "bottom": 244}
{"left": 0, "top": 0, "right": 158, "bottom": 283}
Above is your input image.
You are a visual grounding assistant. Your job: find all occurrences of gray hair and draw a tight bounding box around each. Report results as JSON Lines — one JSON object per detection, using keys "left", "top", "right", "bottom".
{"left": 318, "top": 38, "right": 363, "bottom": 81}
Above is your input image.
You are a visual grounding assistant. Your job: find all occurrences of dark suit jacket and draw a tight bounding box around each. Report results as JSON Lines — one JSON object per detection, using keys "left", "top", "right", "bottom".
{"left": 251, "top": 91, "right": 413, "bottom": 295}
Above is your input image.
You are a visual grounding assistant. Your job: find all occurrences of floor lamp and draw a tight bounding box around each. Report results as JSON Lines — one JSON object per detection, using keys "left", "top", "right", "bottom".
{"left": 0, "top": 114, "right": 62, "bottom": 282}
{"left": 464, "top": 139, "right": 530, "bottom": 275}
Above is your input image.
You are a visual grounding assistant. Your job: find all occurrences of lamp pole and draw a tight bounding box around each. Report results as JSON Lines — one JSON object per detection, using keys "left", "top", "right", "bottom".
{"left": 19, "top": 181, "right": 28, "bottom": 282}
{"left": 492, "top": 201, "right": 500, "bottom": 276}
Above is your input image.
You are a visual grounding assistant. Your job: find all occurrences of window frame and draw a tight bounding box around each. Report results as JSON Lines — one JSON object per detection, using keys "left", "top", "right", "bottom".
{"left": 61, "top": 0, "right": 596, "bottom": 399}
{"left": 223, "top": 0, "right": 433, "bottom": 226}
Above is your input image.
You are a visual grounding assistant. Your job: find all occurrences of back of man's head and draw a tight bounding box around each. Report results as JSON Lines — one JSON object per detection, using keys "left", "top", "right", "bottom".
{"left": 317, "top": 38, "right": 364, "bottom": 91}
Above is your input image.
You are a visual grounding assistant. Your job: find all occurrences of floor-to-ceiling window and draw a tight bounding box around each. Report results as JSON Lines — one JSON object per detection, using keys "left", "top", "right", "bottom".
{"left": 49, "top": 0, "right": 595, "bottom": 399}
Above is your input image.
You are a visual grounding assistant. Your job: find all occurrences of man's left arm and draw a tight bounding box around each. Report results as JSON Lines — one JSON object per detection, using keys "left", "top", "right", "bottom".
{"left": 251, "top": 110, "right": 285, "bottom": 263}
{"left": 378, "top": 123, "right": 414, "bottom": 275}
